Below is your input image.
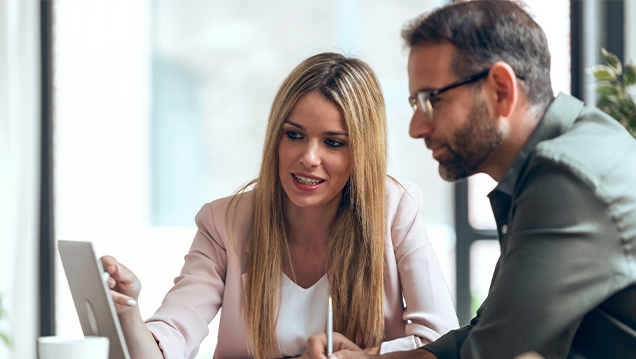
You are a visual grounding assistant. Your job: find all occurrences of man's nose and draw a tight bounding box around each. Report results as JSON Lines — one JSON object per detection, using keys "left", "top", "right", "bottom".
{"left": 409, "top": 111, "right": 433, "bottom": 139}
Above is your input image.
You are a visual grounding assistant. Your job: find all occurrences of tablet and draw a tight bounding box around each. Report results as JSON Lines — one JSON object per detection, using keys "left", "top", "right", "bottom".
{"left": 57, "top": 240, "right": 131, "bottom": 359}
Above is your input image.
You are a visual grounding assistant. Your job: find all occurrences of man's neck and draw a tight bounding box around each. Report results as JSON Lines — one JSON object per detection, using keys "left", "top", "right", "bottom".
{"left": 483, "top": 103, "right": 545, "bottom": 182}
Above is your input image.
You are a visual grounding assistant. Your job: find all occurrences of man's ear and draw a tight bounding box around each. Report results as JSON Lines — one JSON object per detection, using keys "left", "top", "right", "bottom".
{"left": 486, "top": 62, "right": 518, "bottom": 118}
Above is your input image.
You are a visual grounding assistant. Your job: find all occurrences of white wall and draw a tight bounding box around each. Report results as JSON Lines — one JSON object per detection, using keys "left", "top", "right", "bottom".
{"left": 0, "top": 0, "right": 40, "bottom": 358}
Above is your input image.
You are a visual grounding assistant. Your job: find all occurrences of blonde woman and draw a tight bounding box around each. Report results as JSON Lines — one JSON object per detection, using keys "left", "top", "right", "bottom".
{"left": 102, "top": 52, "right": 458, "bottom": 359}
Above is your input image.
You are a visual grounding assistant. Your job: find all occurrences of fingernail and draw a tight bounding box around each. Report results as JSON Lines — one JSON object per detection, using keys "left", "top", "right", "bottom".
{"left": 127, "top": 300, "right": 137, "bottom": 307}
{"left": 116, "top": 265, "right": 121, "bottom": 273}
{"left": 102, "top": 272, "right": 110, "bottom": 282}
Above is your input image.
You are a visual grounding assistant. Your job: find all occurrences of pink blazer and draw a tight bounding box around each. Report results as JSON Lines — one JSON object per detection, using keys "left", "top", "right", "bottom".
{"left": 146, "top": 178, "right": 458, "bottom": 359}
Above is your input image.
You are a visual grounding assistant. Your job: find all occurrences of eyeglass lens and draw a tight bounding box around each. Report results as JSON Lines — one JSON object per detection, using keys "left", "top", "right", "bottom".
{"left": 416, "top": 92, "right": 433, "bottom": 121}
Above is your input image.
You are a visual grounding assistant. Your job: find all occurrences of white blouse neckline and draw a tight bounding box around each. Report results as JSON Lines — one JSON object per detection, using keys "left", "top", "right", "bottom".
{"left": 278, "top": 272, "right": 329, "bottom": 357}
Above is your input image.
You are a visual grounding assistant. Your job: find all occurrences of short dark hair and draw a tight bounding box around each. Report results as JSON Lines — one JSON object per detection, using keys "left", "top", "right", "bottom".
{"left": 402, "top": 0, "right": 554, "bottom": 109}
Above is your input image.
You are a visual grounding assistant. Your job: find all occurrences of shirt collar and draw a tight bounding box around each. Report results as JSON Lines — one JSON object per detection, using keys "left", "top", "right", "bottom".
{"left": 489, "top": 93, "right": 584, "bottom": 197}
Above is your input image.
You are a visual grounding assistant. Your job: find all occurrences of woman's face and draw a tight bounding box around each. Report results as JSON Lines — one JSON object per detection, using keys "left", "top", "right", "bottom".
{"left": 278, "top": 91, "right": 352, "bottom": 212}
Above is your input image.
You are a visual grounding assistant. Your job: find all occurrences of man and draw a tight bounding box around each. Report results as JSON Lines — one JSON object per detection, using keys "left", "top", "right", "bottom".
{"left": 306, "top": 1, "right": 636, "bottom": 358}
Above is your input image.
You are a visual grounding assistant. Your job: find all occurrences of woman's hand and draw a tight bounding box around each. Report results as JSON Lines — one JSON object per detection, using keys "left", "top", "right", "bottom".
{"left": 100, "top": 256, "right": 166, "bottom": 359}
{"left": 362, "top": 347, "right": 380, "bottom": 355}
{"left": 304, "top": 332, "right": 371, "bottom": 359}
{"left": 100, "top": 256, "right": 142, "bottom": 315}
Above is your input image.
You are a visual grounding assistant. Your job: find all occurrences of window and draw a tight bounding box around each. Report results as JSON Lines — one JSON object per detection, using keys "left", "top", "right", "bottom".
{"left": 53, "top": 1, "right": 449, "bottom": 356}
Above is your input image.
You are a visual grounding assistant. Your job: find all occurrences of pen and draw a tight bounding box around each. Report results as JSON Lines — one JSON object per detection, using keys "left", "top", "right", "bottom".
{"left": 327, "top": 295, "right": 333, "bottom": 356}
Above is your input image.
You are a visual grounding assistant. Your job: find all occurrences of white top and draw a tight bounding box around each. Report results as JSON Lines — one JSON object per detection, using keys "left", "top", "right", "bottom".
{"left": 278, "top": 273, "right": 329, "bottom": 357}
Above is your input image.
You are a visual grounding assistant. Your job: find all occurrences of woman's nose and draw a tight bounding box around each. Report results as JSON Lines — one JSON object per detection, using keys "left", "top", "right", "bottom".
{"left": 299, "top": 142, "right": 321, "bottom": 168}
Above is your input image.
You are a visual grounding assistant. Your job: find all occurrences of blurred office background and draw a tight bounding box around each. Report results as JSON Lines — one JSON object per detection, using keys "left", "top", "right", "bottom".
{"left": 1, "top": 0, "right": 634, "bottom": 358}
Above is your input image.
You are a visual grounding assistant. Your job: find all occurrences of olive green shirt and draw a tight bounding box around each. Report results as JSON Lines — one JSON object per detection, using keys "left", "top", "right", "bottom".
{"left": 423, "top": 93, "right": 636, "bottom": 358}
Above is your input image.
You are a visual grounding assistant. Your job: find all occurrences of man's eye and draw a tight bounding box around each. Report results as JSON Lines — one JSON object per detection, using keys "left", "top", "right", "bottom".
{"left": 325, "top": 139, "right": 344, "bottom": 148}
{"left": 285, "top": 131, "right": 302, "bottom": 140}
{"left": 430, "top": 97, "right": 441, "bottom": 108}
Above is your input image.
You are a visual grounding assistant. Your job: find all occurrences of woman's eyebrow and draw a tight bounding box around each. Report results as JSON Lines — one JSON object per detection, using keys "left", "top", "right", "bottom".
{"left": 284, "top": 120, "right": 348, "bottom": 136}
{"left": 284, "top": 120, "right": 305, "bottom": 131}
{"left": 323, "top": 131, "right": 348, "bottom": 137}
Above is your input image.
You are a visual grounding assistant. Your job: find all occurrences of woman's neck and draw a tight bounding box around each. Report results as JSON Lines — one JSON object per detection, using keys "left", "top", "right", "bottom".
{"left": 283, "top": 196, "right": 341, "bottom": 247}
{"left": 282, "top": 195, "right": 341, "bottom": 287}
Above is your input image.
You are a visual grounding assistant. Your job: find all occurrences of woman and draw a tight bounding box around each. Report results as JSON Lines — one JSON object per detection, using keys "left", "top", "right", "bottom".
{"left": 102, "top": 52, "right": 458, "bottom": 359}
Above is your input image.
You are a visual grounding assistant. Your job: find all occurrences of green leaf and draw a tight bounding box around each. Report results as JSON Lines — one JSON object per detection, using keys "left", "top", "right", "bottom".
{"left": 589, "top": 65, "right": 616, "bottom": 81}
{"left": 617, "top": 97, "right": 636, "bottom": 117}
{"left": 629, "top": 113, "right": 636, "bottom": 129}
{"left": 602, "top": 48, "right": 623, "bottom": 75}
{"left": 624, "top": 64, "right": 636, "bottom": 87}
{"left": 609, "top": 109, "right": 623, "bottom": 123}
{"left": 597, "top": 97, "right": 616, "bottom": 112}
{"left": 596, "top": 83, "right": 619, "bottom": 97}
{"left": 0, "top": 332, "right": 11, "bottom": 347}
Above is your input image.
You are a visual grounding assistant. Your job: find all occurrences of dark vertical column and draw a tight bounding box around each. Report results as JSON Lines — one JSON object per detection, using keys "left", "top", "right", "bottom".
{"left": 605, "top": 0, "right": 624, "bottom": 63}
{"left": 570, "top": 0, "right": 584, "bottom": 101}
{"left": 39, "top": 0, "right": 55, "bottom": 337}
{"left": 454, "top": 180, "right": 472, "bottom": 325}
{"left": 571, "top": 0, "right": 625, "bottom": 103}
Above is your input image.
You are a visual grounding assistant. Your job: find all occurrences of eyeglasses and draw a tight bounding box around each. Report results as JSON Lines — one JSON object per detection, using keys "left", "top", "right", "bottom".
{"left": 409, "top": 69, "right": 527, "bottom": 122}
{"left": 408, "top": 69, "right": 492, "bottom": 123}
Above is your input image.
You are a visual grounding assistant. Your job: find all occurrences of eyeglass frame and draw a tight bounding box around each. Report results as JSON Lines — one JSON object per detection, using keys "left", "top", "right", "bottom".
{"left": 408, "top": 68, "right": 525, "bottom": 122}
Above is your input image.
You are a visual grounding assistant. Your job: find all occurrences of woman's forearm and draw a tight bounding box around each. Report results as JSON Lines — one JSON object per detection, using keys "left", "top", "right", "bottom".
{"left": 119, "top": 307, "right": 165, "bottom": 359}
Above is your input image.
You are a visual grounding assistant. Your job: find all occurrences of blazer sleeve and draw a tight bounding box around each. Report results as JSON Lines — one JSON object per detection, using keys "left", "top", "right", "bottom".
{"left": 380, "top": 181, "right": 459, "bottom": 354}
{"left": 145, "top": 202, "right": 229, "bottom": 359}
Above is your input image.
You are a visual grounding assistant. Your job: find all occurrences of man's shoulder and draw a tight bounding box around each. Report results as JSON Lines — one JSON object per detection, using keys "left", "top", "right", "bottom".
{"left": 520, "top": 107, "right": 636, "bottom": 243}
{"left": 531, "top": 105, "right": 636, "bottom": 190}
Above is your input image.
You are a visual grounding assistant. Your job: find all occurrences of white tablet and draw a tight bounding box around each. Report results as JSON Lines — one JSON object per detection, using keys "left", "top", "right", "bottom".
{"left": 57, "top": 240, "right": 131, "bottom": 359}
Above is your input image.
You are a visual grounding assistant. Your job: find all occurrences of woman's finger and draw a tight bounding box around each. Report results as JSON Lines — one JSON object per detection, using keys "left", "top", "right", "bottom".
{"left": 110, "top": 289, "right": 137, "bottom": 307}
{"left": 101, "top": 256, "right": 135, "bottom": 283}
{"left": 306, "top": 333, "right": 328, "bottom": 359}
{"left": 100, "top": 255, "right": 120, "bottom": 275}
{"left": 107, "top": 276, "right": 117, "bottom": 289}
{"left": 100, "top": 256, "right": 134, "bottom": 283}
{"left": 100, "top": 255, "right": 142, "bottom": 300}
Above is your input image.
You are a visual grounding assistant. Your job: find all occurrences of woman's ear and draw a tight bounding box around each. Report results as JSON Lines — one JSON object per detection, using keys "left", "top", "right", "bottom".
{"left": 486, "top": 61, "right": 518, "bottom": 118}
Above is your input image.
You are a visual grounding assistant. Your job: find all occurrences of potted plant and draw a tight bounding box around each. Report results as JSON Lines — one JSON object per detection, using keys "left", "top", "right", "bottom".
{"left": 589, "top": 48, "right": 636, "bottom": 138}
{"left": 0, "top": 294, "right": 11, "bottom": 348}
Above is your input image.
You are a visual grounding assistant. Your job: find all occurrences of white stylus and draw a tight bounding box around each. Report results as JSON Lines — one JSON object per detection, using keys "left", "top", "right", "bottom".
{"left": 327, "top": 295, "right": 333, "bottom": 356}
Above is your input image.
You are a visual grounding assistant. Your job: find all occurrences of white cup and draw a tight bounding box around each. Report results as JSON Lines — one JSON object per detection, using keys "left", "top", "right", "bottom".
{"left": 37, "top": 336, "right": 109, "bottom": 359}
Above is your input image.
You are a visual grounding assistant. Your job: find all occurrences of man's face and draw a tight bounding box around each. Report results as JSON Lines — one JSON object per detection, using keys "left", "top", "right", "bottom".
{"left": 407, "top": 43, "right": 503, "bottom": 181}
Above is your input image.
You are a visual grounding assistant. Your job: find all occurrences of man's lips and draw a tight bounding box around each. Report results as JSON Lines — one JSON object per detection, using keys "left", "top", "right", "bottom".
{"left": 425, "top": 139, "right": 449, "bottom": 160}
{"left": 430, "top": 145, "right": 448, "bottom": 159}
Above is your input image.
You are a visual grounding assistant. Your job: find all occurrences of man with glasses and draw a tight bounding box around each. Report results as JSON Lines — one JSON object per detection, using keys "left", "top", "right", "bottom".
{"left": 306, "top": 1, "right": 636, "bottom": 358}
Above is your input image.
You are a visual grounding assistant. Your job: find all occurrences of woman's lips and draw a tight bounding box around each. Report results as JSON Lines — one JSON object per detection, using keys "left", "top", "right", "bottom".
{"left": 291, "top": 173, "right": 324, "bottom": 191}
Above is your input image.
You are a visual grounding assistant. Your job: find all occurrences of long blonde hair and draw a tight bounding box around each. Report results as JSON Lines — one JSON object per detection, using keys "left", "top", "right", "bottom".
{"left": 241, "top": 52, "right": 387, "bottom": 359}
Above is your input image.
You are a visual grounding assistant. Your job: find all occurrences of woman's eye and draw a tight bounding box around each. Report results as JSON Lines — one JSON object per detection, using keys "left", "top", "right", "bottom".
{"left": 285, "top": 131, "right": 302, "bottom": 140}
{"left": 325, "top": 139, "right": 344, "bottom": 148}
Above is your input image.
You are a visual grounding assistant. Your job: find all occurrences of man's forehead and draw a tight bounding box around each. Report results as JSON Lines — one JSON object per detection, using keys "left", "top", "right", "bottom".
{"left": 407, "top": 43, "right": 456, "bottom": 91}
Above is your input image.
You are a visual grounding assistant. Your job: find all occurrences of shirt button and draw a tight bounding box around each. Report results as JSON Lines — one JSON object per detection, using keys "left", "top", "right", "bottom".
{"left": 501, "top": 224, "right": 508, "bottom": 235}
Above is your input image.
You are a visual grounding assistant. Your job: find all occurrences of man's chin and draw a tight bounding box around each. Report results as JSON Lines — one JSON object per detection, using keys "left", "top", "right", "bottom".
{"left": 438, "top": 163, "right": 473, "bottom": 182}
